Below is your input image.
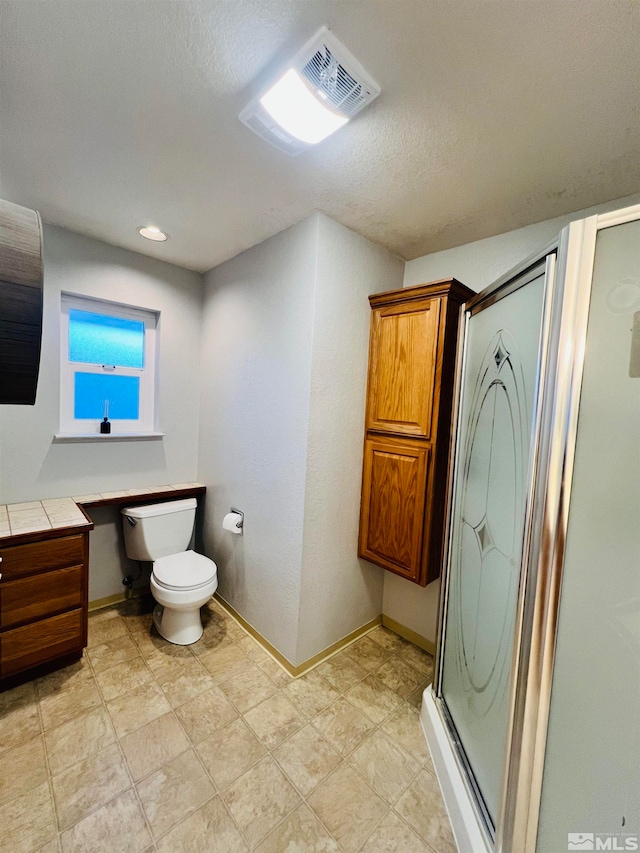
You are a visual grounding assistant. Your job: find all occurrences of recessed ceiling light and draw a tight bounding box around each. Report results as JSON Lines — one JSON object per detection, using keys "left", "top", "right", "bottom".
{"left": 239, "top": 27, "right": 381, "bottom": 156}
{"left": 138, "top": 226, "right": 168, "bottom": 242}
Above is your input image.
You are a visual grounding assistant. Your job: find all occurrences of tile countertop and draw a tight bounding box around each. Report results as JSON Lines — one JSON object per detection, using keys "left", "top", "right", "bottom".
{"left": 0, "top": 483, "right": 206, "bottom": 543}
{"left": 0, "top": 497, "right": 90, "bottom": 539}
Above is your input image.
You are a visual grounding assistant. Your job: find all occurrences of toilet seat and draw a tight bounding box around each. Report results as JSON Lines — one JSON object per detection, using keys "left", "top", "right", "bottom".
{"left": 153, "top": 550, "right": 217, "bottom": 592}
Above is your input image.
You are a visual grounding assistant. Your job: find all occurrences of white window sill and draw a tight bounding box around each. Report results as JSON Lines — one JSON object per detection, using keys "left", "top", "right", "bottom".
{"left": 53, "top": 432, "right": 165, "bottom": 443}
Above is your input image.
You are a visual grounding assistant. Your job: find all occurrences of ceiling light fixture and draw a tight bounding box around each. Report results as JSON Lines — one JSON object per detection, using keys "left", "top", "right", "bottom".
{"left": 137, "top": 226, "right": 168, "bottom": 242}
{"left": 260, "top": 68, "right": 348, "bottom": 145}
{"left": 239, "top": 27, "right": 381, "bottom": 156}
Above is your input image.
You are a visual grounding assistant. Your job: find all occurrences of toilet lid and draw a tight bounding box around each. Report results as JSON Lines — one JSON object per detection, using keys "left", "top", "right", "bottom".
{"left": 153, "top": 550, "right": 217, "bottom": 591}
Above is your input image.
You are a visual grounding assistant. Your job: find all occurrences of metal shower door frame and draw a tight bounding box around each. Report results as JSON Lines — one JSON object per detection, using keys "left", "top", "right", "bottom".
{"left": 430, "top": 204, "right": 640, "bottom": 853}
{"left": 432, "top": 245, "right": 558, "bottom": 849}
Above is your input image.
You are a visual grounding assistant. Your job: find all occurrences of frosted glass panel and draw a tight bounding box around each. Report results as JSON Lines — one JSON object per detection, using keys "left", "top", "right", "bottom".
{"left": 69, "top": 309, "right": 144, "bottom": 367}
{"left": 442, "top": 273, "right": 546, "bottom": 825}
{"left": 74, "top": 372, "right": 140, "bottom": 419}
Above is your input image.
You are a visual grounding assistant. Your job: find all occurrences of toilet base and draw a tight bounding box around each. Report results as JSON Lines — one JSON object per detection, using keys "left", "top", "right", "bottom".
{"left": 153, "top": 603, "right": 204, "bottom": 645}
{"left": 149, "top": 570, "right": 217, "bottom": 646}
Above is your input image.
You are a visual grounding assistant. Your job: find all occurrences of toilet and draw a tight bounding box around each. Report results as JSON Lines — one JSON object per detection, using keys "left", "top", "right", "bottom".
{"left": 121, "top": 498, "right": 217, "bottom": 645}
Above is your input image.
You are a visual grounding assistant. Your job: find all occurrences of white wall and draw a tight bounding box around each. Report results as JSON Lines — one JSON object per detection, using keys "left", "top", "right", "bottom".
{"left": 198, "top": 213, "right": 403, "bottom": 666}
{"left": 383, "top": 192, "right": 640, "bottom": 644}
{"left": 296, "top": 215, "right": 404, "bottom": 662}
{"left": 382, "top": 573, "right": 441, "bottom": 649}
{"left": 402, "top": 192, "right": 640, "bottom": 294}
{"left": 198, "top": 217, "right": 318, "bottom": 664}
{"left": 0, "top": 225, "right": 203, "bottom": 600}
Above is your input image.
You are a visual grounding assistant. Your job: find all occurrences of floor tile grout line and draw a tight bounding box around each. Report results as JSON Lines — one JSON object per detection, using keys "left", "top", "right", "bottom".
{"left": 159, "top": 641, "right": 340, "bottom": 850}
{"left": 292, "top": 622, "right": 393, "bottom": 681}
{"left": 112, "top": 739, "right": 215, "bottom": 846}
{"left": 385, "top": 804, "right": 443, "bottom": 853}
{"left": 52, "top": 743, "right": 133, "bottom": 838}
{"left": 37, "top": 664, "right": 104, "bottom": 735}
{"left": 37, "top": 683, "right": 427, "bottom": 852}
{"left": 49, "top": 636, "right": 143, "bottom": 844}
{"left": 134, "top": 671, "right": 265, "bottom": 853}
{"left": 353, "top": 805, "right": 393, "bottom": 853}
{"left": 252, "top": 658, "right": 434, "bottom": 850}
{"left": 146, "top": 685, "right": 259, "bottom": 852}
{"left": 165, "top": 605, "right": 426, "bottom": 846}
{"left": 122, "top": 598, "right": 395, "bottom": 691}
{"left": 58, "top": 608, "right": 243, "bottom": 844}
{"left": 207, "top": 597, "right": 296, "bottom": 678}
{"left": 32, "top": 673, "right": 60, "bottom": 853}
{"left": 217, "top": 792, "right": 255, "bottom": 852}
{"left": 128, "top": 754, "right": 157, "bottom": 849}
{"left": 306, "top": 709, "right": 435, "bottom": 853}
{"left": 62, "top": 601, "right": 439, "bottom": 851}
{"left": 298, "top": 753, "right": 391, "bottom": 852}
{"left": 49, "top": 711, "right": 186, "bottom": 845}
{"left": 14, "top": 655, "right": 426, "bottom": 823}
{"left": 254, "top": 775, "right": 337, "bottom": 851}
{"left": 213, "top": 595, "right": 413, "bottom": 685}
{"left": 55, "top": 782, "right": 141, "bottom": 848}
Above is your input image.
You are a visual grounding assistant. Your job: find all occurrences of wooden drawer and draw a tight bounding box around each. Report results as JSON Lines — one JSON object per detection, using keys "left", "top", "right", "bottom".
{"left": 0, "top": 608, "right": 83, "bottom": 678}
{"left": 0, "top": 534, "right": 84, "bottom": 580}
{"left": 0, "top": 564, "right": 83, "bottom": 629}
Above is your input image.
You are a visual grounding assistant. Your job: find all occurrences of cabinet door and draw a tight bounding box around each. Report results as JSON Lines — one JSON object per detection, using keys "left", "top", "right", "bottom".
{"left": 367, "top": 297, "right": 441, "bottom": 438}
{"left": 359, "top": 436, "right": 430, "bottom": 582}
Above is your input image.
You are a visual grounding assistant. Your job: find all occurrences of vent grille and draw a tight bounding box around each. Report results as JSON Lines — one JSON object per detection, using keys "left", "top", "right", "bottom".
{"left": 239, "top": 27, "right": 380, "bottom": 154}
{"left": 301, "top": 45, "right": 370, "bottom": 117}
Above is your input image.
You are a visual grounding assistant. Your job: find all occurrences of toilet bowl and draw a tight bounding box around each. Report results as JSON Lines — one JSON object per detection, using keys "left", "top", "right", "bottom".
{"left": 121, "top": 498, "right": 218, "bottom": 645}
{"left": 150, "top": 550, "right": 218, "bottom": 644}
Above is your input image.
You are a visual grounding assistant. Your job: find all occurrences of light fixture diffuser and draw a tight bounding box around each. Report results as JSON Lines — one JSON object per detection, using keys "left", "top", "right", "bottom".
{"left": 138, "top": 226, "right": 168, "bottom": 242}
{"left": 260, "top": 69, "right": 348, "bottom": 145}
{"left": 239, "top": 27, "right": 381, "bottom": 155}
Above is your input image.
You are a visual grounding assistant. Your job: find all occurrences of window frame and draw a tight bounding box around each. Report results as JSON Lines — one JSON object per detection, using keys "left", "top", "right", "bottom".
{"left": 59, "top": 293, "right": 159, "bottom": 437}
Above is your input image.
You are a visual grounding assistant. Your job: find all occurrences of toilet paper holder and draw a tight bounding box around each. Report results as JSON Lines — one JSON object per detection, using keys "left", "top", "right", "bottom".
{"left": 230, "top": 507, "right": 244, "bottom": 532}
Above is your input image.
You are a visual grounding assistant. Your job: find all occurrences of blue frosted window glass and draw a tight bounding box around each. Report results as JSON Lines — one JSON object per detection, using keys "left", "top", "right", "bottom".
{"left": 69, "top": 309, "right": 144, "bottom": 367}
{"left": 74, "top": 373, "right": 140, "bottom": 420}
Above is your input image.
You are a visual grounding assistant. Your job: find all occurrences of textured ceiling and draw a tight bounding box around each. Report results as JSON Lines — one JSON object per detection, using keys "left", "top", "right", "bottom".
{"left": 1, "top": 1, "right": 638, "bottom": 272}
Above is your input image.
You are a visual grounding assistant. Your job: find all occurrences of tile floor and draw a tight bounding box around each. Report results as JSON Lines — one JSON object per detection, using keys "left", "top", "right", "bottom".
{"left": 0, "top": 597, "right": 456, "bottom": 853}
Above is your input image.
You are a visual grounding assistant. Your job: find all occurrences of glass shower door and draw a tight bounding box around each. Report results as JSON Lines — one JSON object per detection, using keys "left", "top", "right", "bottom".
{"left": 441, "top": 265, "right": 549, "bottom": 829}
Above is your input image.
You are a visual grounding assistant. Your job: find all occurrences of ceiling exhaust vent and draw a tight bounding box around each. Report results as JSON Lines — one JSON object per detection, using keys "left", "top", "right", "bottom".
{"left": 239, "top": 27, "right": 381, "bottom": 156}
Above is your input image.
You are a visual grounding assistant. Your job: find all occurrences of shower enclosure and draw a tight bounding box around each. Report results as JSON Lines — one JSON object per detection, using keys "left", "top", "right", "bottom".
{"left": 422, "top": 203, "right": 640, "bottom": 853}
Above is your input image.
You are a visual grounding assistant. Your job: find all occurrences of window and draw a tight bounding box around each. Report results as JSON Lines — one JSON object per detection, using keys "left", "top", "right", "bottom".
{"left": 60, "top": 294, "right": 158, "bottom": 437}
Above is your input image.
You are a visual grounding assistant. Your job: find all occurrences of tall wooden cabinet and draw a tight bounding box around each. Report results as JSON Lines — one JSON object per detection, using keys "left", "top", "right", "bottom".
{"left": 359, "top": 279, "right": 474, "bottom": 585}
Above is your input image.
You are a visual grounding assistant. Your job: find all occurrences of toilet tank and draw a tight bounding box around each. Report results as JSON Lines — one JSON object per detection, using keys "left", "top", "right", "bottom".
{"left": 121, "top": 498, "right": 197, "bottom": 561}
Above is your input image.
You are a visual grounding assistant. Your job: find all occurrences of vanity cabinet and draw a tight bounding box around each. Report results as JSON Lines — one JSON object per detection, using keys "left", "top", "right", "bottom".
{"left": 0, "top": 530, "right": 90, "bottom": 684}
{"left": 359, "top": 279, "right": 474, "bottom": 585}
